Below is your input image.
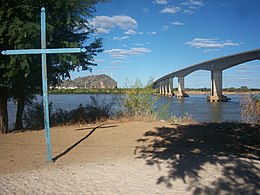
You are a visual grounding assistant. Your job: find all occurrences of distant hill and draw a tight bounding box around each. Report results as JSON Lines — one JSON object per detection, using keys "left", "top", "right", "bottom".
{"left": 58, "top": 74, "right": 117, "bottom": 89}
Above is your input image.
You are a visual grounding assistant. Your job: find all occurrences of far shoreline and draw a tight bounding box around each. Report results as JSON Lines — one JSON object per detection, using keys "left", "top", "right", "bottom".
{"left": 49, "top": 88, "right": 260, "bottom": 95}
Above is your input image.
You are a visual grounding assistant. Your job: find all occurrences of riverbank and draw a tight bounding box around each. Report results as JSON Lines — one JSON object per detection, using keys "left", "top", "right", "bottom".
{"left": 0, "top": 121, "right": 259, "bottom": 194}
{"left": 49, "top": 88, "right": 260, "bottom": 95}
{"left": 184, "top": 90, "right": 260, "bottom": 95}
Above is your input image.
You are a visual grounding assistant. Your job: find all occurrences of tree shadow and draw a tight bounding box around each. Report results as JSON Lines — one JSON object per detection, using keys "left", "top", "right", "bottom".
{"left": 53, "top": 124, "right": 118, "bottom": 162}
{"left": 135, "top": 123, "right": 260, "bottom": 194}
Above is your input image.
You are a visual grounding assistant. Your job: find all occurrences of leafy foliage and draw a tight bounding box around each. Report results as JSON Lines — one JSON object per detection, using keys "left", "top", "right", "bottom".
{"left": 0, "top": 0, "right": 109, "bottom": 130}
{"left": 23, "top": 95, "right": 118, "bottom": 129}
{"left": 122, "top": 79, "right": 168, "bottom": 120}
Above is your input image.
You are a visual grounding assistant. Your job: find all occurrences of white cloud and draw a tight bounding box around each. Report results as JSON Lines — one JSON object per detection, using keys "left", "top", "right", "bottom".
{"left": 185, "top": 38, "right": 240, "bottom": 49}
{"left": 203, "top": 49, "right": 221, "bottom": 53}
{"left": 172, "top": 21, "right": 184, "bottom": 26}
{"left": 143, "top": 8, "right": 149, "bottom": 13}
{"left": 153, "top": 0, "right": 168, "bottom": 5}
{"left": 184, "top": 9, "right": 194, "bottom": 14}
{"left": 132, "top": 43, "right": 145, "bottom": 46}
{"left": 147, "top": 31, "right": 157, "bottom": 35}
{"left": 181, "top": 0, "right": 204, "bottom": 8}
{"left": 95, "top": 27, "right": 110, "bottom": 34}
{"left": 124, "top": 29, "right": 137, "bottom": 35}
{"left": 113, "top": 36, "right": 130, "bottom": 41}
{"left": 94, "top": 59, "right": 105, "bottom": 63}
{"left": 180, "top": 0, "right": 204, "bottom": 14}
{"left": 89, "top": 15, "right": 138, "bottom": 34}
{"left": 160, "top": 6, "right": 180, "bottom": 14}
{"left": 105, "top": 48, "right": 152, "bottom": 59}
{"left": 110, "top": 60, "right": 129, "bottom": 65}
{"left": 105, "top": 65, "right": 126, "bottom": 69}
{"left": 162, "top": 25, "right": 169, "bottom": 31}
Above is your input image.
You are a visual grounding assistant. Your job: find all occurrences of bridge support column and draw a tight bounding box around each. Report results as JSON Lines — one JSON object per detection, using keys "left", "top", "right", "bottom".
{"left": 176, "top": 77, "right": 189, "bottom": 97}
{"left": 207, "top": 70, "right": 229, "bottom": 102}
{"left": 162, "top": 80, "right": 167, "bottom": 96}
{"left": 167, "top": 78, "right": 174, "bottom": 96}
{"left": 159, "top": 81, "right": 162, "bottom": 95}
{"left": 164, "top": 78, "right": 173, "bottom": 96}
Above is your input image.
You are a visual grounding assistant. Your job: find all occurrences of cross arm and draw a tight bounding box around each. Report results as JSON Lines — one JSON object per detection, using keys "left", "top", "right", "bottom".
{"left": 1, "top": 48, "right": 86, "bottom": 55}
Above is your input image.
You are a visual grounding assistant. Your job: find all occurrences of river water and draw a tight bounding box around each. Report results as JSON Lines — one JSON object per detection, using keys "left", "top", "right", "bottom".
{"left": 7, "top": 94, "right": 245, "bottom": 129}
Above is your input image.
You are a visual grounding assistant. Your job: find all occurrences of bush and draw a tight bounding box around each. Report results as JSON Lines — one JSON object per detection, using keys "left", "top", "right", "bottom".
{"left": 122, "top": 79, "right": 168, "bottom": 120}
{"left": 240, "top": 95, "right": 259, "bottom": 124}
{"left": 23, "top": 95, "right": 118, "bottom": 129}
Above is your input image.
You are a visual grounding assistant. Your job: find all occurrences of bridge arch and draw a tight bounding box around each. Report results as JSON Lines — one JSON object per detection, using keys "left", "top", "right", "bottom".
{"left": 154, "top": 48, "right": 260, "bottom": 101}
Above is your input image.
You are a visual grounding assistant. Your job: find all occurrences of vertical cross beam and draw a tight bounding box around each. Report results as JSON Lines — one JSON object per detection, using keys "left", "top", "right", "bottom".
{"left": 1, "top": 8, "right": 86, "bottom": 162}
{"left": 41, "top": 8, "right": 52, "bottom": 162}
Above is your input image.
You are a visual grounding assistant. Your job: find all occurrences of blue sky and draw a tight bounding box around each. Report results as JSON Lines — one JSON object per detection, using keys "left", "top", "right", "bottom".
{"left": 71, "top": 0, "right": 260, "bottom": 88}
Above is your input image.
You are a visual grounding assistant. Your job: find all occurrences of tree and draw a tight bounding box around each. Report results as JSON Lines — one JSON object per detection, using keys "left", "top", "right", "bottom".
{"left": 122, "top": 79, "right": 168, "bottom": 120}
{"left": 240, "top": 86, "right": 249, "bottom": 92}
{"left": 0, "top": 0, "right": 109, "bottom": 132}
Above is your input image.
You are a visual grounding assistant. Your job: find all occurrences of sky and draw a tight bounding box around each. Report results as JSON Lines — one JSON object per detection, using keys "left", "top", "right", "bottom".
{"left": 71, "top": 0, "right": 260, "bottom": 89}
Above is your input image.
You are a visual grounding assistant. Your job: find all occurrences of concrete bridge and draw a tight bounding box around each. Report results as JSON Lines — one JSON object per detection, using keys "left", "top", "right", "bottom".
{"left": 153, "top": 48, "right": 260, "bottom": 102}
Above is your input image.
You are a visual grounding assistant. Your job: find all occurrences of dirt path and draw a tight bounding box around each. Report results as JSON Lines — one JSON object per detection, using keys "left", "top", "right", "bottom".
{"left": 0, "top": 121, "right": 259, "bottom": 194}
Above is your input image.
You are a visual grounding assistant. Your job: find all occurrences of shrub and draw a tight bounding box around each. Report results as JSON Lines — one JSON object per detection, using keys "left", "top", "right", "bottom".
{"left": 240, "top": 95, "right": 259, "bottom": 124}
{"left": 122, "top": 79, "right": 168, "bottom": 120}
{"left": 23, "top": 95, "right": 118, "bottom": 129}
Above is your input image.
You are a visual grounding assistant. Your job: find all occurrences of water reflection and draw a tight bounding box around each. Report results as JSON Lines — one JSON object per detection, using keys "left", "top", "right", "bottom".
{"left": 157, "top": 94, "right": 242, "bottom": 123}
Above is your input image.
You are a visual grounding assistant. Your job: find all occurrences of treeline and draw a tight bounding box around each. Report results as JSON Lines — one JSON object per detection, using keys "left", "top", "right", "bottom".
{"left": 185, "top": 86, "right": 260, "bottom": 93}
{"left": 49, "top": 87, "right": 158, "bottom": 94}
{"left": 49, "top": 88, "right": 129, "bottom": 94}
{"left": 50, "top": 86, "right": 260, "bottom": 94}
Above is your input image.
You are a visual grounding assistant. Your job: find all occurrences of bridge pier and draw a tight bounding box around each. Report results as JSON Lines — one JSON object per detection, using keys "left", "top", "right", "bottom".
{"left": 159, "top": 79, "right": 173, "bottom": 96}
{"left": 166, "top": 78, "right": 173, "bottom": 96}
{"left": 176, "top": 77, "right": 189, "bottom": 97}
{"left": 164, "top": 79, "right": 168, "bottom": 95}
{"left": 159, "top": 81, "right": 162, "bottom": 95}
{"left": 160, "top": 80, "right": 164, "bottom": 95}
{"left": 207, "top": 70, "right": 229, "bottom": 102}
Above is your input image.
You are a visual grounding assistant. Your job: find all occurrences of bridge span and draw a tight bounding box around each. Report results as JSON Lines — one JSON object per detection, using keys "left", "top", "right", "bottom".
{"left": 153, "top": 48, "right": 260, "bottom": 102}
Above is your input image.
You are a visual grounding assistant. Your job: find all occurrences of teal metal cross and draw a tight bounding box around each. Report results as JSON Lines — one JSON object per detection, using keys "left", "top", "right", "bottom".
{"left": 1, "top": 7, "right": 86, "bottom": 162}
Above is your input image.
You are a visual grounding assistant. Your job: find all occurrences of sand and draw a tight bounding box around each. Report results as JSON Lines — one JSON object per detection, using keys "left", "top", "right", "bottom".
{"left": 0, "top": 121, "right": 259, "bottom": 194}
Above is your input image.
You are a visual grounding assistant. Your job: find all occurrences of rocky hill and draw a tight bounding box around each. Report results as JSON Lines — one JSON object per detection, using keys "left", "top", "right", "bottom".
{"left": 58, "top": 74, "right": 117, "bottom": 89}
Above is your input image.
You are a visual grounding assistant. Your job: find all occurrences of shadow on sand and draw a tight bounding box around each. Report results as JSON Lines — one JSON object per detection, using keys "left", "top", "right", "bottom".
{"left": 135, "top": 123, "right": 260, "bottom": 194}
{"left": 52, "top": 124, "right": 118, "bottom": 162}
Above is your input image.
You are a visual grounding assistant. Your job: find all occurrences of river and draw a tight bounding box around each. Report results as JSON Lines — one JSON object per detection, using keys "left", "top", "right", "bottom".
{"left": 7, "top": 94, "right": 245, "bottom": 129}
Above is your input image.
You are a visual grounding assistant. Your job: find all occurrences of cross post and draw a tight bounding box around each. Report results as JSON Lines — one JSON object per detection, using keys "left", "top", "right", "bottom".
{"left": 1, "top": 7, "right": 86, "bottom": 162}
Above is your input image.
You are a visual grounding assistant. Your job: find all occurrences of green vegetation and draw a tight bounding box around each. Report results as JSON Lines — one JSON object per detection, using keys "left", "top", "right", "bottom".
{"left": 49, "top": 86, "right": 260, "bottom": 95}
{"left": 224, "top": 86, "right": 260, "bottom": 93}
{"left": 22, "top": 79, "right": 170, "bottom": 129}
{"left": 121, "top": 79, "right": 168, "bottom": 120}
{"left": 0, "top": 0, "right": 109, "bottom": 132}
{"left": 23, "top": 95, "right": 119, "bottom": 130}
{"left": 49, "top": 87, "right": 159, "bottom": 95}
{"left": 50, "top": 88, "right": 130, "bottom": 94}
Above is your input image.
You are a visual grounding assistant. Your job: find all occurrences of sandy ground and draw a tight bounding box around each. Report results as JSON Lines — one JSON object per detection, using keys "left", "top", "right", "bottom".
{"left": 0, "top": 121, "right": 259, "bottom": 194}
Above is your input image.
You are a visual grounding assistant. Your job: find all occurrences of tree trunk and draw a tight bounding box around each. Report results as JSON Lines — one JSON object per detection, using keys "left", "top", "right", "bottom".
{"left": 0, "top": 88, "right": 8, "bottom": 133}
{"left": 14, "top": 96, "right": 25, "bottom": 130}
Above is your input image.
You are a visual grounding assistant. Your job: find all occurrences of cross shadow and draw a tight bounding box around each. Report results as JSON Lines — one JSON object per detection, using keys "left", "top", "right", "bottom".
{"left": 75, "top": 125, "right": 118, "bottom": 131}
{"left": 52, "top": 124, "right": 118, "bottom": 162}
{"left": 135, "top": 123, "right": 260, "bottom": 194}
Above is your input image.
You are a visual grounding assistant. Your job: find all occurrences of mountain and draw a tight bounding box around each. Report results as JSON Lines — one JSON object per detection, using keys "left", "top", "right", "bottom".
{"left": 58, "top": 74, "right": 117, "bottom": 89}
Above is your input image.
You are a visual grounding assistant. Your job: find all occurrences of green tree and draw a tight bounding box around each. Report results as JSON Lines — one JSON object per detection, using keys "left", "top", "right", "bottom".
{"left": 240, "top": 86, "right": 249, "bottom": 92}
{"left": 0, "top": 0, "right": 109, "bottom": 132}
{"left": 122, "top": 79, "right": 168, "bottom": 120}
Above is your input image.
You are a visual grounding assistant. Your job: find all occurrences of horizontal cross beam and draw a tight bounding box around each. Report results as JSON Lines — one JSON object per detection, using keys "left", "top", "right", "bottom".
{"left": 1, "top": 48, "right": 86, "bottom": 55}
